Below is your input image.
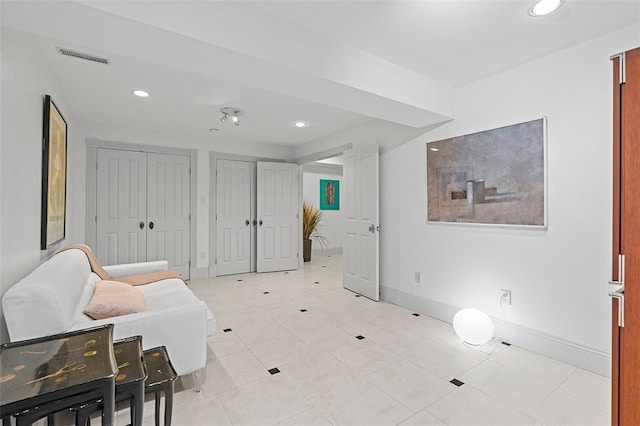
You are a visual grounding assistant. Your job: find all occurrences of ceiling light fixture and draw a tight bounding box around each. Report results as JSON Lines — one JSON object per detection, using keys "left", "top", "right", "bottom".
{"left": 293, "top": 121, "right": 308, "bottom": 128}
{"left": 132, "top": 89, "right": 150, "bottom": 98}
{"left": 528, "top": 0, "right": 563, "bottom": 16}
{"left": 220, "top": 107, "right": 245, "bottom": 127}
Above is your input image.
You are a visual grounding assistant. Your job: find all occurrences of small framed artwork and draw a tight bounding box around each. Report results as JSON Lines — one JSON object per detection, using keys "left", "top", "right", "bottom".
{"left": 426, "top": 118, "right": 547, "bottom": 228}
{"left": 320, "top": 179, "right": 340, "bottom": 210}
{"left": 41, "top": 95, "right": 67, "bottom": 249}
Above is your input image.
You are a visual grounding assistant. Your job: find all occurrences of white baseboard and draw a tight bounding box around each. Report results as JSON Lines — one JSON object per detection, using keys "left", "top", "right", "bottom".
{"left": 312, "top": 246, "right": 343, "bottom": 256}
{"left": 380, "top": 285, "right": 611, "bottom": 378}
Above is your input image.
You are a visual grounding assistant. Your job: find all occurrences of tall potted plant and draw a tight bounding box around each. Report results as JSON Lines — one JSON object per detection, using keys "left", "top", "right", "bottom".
{"left": 303, "top": 201, "right": 327, "bottom": 262}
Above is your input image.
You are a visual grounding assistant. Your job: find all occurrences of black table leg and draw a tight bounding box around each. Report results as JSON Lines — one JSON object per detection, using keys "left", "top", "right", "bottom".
{"left": 164, "top": 382, "right": 174, "bottom": 426}
{"left": 101, "top": 380, "right": 115, "bottom": 426}
{"left": 154, "top": 391, "right": 161, "bottom": 426}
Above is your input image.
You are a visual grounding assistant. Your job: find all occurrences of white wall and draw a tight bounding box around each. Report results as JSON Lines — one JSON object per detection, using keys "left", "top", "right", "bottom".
{"left": 380, "top": 23, "right": 640, "bottom": 375}
{"left": 302, "top": 165, "right": 345, "bottom": 254}
{"left": 0, "top": 28, "right": 76, "bottom": 342}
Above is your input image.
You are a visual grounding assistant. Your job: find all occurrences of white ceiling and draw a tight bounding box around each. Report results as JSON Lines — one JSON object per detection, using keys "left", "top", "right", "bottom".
{"left": 2, "top": 1, "right": 639, "bottom": 149}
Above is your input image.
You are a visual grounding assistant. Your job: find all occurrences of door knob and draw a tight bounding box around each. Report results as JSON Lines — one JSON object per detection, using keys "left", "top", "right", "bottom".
{"left": 245, "top": 219, "right": 250, "bottom": 226}
{"left": 149, "top": 221, "right": 154, "bottom": 230}
{"left": 252, "top": 219, "right": 257, "bottom": 226}
{"left": 259, "top": 219, "right": 263, "bottom": 226}
{"left": 609, "top": 254, "right": 625, "bottom": 286}
{"left": 139, "top": 221, "right": 145, "bottom": 229}
{"left": 368, "top": 224, "right": 376, "bottom": 233}
{"left": 609, "top": 287, "right": 625, "bottom": 327}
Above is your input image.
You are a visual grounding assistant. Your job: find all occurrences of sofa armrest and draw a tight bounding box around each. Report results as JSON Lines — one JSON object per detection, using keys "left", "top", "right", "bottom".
{"left": 70, "top": 301, "right": 208, "bottom": 377}
{"left": 103, "top": 260, "right": 169, "bottom": 278}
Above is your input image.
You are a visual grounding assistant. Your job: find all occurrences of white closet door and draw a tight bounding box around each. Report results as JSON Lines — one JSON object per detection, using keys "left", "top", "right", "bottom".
{"left": 216, "top": 159, "right": 252, "bottom": 275}
{"left": 256, "top": 162, "right": 299, "bottom": 273}
{"left": 96, "top": 149, "right": 147, "bottom": 266}
{"left": 343, "top": 142, "right": 379, "bottom": 301}
{"left": 147, "top": 153, "right": 191, "bottom": 278}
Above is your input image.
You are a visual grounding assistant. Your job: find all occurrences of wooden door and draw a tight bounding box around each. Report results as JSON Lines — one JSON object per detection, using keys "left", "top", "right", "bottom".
{"left": 147, "top": 153, "right": 191, "bottom": 278}
{"left": 256, "top": 162, "right": 299, "bottom": 273}
{"left": 611, "top": 47, "right": 640, "bottom": 426}
{"left": 216, "top": 159, "right": 253, "bottom": 275}
{"left": 343, "top": 142, "right": 380, "bottom": 301}
{"left": 96, "top": 149, "right": 147, "bottom": 266}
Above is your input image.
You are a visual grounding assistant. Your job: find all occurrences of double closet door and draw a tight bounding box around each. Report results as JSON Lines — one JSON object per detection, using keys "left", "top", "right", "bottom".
{"left": 610, "top": 47, "right": 640, "bottom": 425}
{"left": 215, "top": 160, "right": 298, "bottom": 275}
{"left": 96, "top": 149, "right": 191, "bottom": 278}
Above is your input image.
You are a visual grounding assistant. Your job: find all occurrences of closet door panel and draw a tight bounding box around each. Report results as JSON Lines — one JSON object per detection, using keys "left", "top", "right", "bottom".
{"left": 147, "top": 153, "right": 191, "bottom": 278}
{"left": 96, "top": 149, "right": 147, "bottom": 266}
{"left": 216, "top": 160, "right": 252, "bottom": 276}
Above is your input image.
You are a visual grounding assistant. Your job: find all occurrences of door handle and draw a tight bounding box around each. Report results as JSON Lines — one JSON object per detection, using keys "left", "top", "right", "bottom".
{"left": 139, "top": 221, "right": 145, "bottom": 229}
{"left": 245, "top": 219, "right": 250, "bottom": 226}
{"left": 368, "top": 224, "right": 376, "bottom": 233}
{"left": 252, "top": 219, "right": 257, "bottom": 226}
{"left": 259, "top": 219, "right": 263, "bottom": 226}
{"left": 609, "top": 254, "right": 625, "bottom": 286}
{"left": 609, "top": 286, "right": 625, "bottom": 327}
{"left": 149, "top": 221, "right": 154, "bottom": 230}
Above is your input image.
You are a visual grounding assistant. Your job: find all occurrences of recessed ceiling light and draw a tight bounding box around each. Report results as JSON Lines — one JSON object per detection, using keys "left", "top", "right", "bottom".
{"left": 132, "top": 89, "right": 150, "bottom": 98}
{"left": 528, "top": 0, "right": 563, "bottom": 16}
{"left": 293, "top": 121, "right": 308, "bottom": 128}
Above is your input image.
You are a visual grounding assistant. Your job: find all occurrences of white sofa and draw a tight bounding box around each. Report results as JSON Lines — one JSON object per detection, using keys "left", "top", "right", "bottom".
{"left": 2, "top": 246, "right": 215, "bottom": 378}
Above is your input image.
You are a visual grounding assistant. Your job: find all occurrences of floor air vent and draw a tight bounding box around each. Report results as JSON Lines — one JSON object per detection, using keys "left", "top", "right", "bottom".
{"left": 57, "top": 47, "right": 109, "bottom": 65}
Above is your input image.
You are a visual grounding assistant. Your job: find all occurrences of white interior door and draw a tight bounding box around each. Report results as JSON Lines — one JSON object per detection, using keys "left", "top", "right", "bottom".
{"left": 96, "top": 149, "right": 191, "bottom": 278}
{"left": 216, "top": 159, "right": 253, "bottom": 275}
{"left": 147, "top": 153, "right": 191, "bottom": 278}
{"left": 343, "top": 142, "right": 379, "bottom": 301}
{"left": 257, "top": 162, "right": 299, "bottom": 273}
{"left": 96, "top": 149, "right": 147, "bottom": 266}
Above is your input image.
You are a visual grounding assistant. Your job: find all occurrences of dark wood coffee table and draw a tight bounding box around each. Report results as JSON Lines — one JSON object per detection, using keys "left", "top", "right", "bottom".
{"left": 0, "top": 324, "right": 118, "bottom": 426}
{"left": 143, "top": 346, "right": 177, "bottom": 426}
{"left": 73, "top": 335, "right": 148, "bottom": 426}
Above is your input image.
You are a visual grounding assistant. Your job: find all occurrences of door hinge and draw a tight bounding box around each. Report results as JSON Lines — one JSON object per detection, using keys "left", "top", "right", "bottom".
{"left": 189, "top": 260, "right": 191, "bottom": 268}
{"left": 610, "top": 52, "right": 626, "bottom": 84}
{"left": 95, "top": 215, "right": 97, "bottom": 224}
{"left": 189, "top": 214, "right": 191, "bottom": 221}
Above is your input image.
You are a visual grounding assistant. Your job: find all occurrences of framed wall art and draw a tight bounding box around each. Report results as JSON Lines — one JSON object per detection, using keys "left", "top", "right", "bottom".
{"left": 426, "top": 118, "right": 547, "bottom": 228}
{"left": 320, "top": 179, "right": 340, "bottom": 210}
{"left": 41, "top": 95, "right": 68, "bottom": 249}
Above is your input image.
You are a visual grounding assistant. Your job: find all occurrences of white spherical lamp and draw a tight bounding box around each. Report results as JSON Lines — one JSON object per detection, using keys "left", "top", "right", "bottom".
{"left": 453, "top": 308, "right": 494, "bottom": 345}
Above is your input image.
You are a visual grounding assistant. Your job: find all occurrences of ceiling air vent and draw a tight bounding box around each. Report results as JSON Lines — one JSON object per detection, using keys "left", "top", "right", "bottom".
{"left": 57, "top": 47, "right": 109, "bottom": 65}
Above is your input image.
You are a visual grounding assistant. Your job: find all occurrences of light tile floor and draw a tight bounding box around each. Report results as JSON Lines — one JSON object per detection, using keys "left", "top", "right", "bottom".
{"left": 71, "top": 254, "right": 612, "bottom": 426}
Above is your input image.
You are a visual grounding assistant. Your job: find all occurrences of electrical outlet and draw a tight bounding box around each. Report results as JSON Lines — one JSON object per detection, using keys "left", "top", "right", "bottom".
{"left": 414, "top": 272, "right": 422, "bottom": 284}
{"left": 501, "top": 289, "right": 512, "bottom": 306}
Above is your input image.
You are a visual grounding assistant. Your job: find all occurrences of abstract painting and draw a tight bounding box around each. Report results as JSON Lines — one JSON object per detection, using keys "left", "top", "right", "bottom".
{"left": 426, "top": 118, "right": 546, "bottom": 228}
{"left": 41, "top": 95, "right": 67, "bottom": 249}
{"left": 320, "top": 179, "right": 340, "bottom": 210}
